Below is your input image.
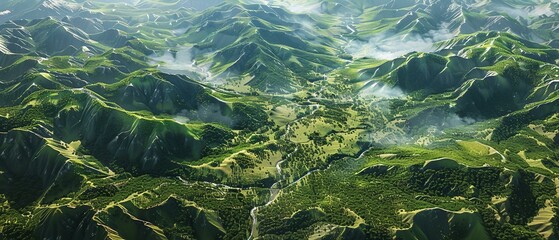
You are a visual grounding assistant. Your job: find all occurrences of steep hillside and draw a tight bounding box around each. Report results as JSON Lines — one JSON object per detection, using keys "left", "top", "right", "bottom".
{"left": 1, "top": 0, "right": 559, "bottom": 239}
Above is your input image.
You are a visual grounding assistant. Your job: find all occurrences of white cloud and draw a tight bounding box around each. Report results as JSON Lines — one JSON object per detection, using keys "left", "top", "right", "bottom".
{"left": 345, "top": 25, "right": 455, "bottom": 60}
{"left": 440, "top": 113, "right": 476, "bottom": 128}
{"left": 150, "top": 48, "right": 212, "bottom": 79}
{"left": 275, "top": 0, "right": 322, "bottom": 14}
{"left": 360, "top": 81, "right": 405, "bottom": 99}
{"left": 493, "top": 4, "right": 555, "bottom": 20}
{"left": 243, "top": 0, "right": 323, "bottom": 14}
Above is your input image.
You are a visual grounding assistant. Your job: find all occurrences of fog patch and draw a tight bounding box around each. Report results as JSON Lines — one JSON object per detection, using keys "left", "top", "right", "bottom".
{"left": 360, "top": 124, "right": 412, "bottom": 146}
{"left": 245, "top": 0, "right": 323, "bottom": 14}
{"left": 150, "top": 48, "right": 211, "bottom": 81}
{"left": 361, "top": 104, "right": 475, "bottom": 147}
{"left": 173, "top": 113, "right": 190, "bottom": 123}
{"left": 273, "top": 0, "right": 322, "bottom": 14}
{"left": 173, "top": 104, "right": 234, "bottom": 126}
{"left": 150, "top": 48, "right": 195, "bottom": 72}
{"left": 0, "top": 10, "right": 11, "bottom": 16}
{"left": 437, "top": 113, "right": 476, "bottom": 129}
{"left": 149, "top": 48, "right": 241, "bottom": 86}
{"left": 360, "top": 81, "right": 405, "bottom": 99}
{"left": 42, "top": 0, "right": 80, "bottom": 10}
{"left": 493, "top": 4, "right": 555, "bottom": 20}
{"left": 408, "top": 110, "right": 476, "bottom": 133}
{"left": 345, "top": 25, "right": 455, "bottom": 60}
{"left": 172, "top": 28, "right": 188, "bottom": 36}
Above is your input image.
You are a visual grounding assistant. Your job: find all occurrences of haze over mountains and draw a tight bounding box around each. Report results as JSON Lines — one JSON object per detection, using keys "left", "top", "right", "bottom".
{"left": 0, "top": 0, "right": 559, "bottom": 239}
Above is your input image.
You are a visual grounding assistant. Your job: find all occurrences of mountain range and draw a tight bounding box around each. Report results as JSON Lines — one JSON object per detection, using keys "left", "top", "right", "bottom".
{"left": 1, "top": 0, "right": 559, "bottom": 239}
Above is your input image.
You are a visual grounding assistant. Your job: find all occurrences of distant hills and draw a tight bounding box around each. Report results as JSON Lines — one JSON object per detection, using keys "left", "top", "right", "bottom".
{"left": 1, "top": 0, "right": 559, "bottom": 239}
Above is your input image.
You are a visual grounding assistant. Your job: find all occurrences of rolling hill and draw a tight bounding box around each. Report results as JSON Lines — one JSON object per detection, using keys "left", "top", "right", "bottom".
{"left": 0, "top": 0, "right": 559, "bottom": 239}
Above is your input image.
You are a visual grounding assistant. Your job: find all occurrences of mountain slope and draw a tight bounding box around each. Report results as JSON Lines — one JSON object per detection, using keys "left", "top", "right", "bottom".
{"left": 0, "top": 0, "right": 559, "bottom": 239}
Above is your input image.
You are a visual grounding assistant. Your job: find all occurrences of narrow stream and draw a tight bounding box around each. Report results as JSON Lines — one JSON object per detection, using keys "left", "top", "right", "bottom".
{"left": 248, "top": 146, "right": 299, "bottom": 240}
{"left": 248, "top": 99, "right": 321, "bottom": 239}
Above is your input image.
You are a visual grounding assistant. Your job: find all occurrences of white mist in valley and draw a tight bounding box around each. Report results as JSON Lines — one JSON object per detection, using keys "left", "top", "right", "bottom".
{"left": 150, "top": 48, "right": 212, "bottom": 81}
{"left": 345, "top": 25, "right": 455, "bottom": 60}
{"left": 151, "top": 47, "right": 243, "bottom": 87}
{"left": 243, "top": 0, "right": 323, "bottom": 14}
{"left": 173, "top": 104, "right": 235, "bottom": 127}
{"left": 493, "top": 3, "right": 556, "bottom": 21}
{"left": 359, "top": 81, "right": 405, "bottom": 99}
{"left": 274, "top": 0, "right": 322, "bottom": 14}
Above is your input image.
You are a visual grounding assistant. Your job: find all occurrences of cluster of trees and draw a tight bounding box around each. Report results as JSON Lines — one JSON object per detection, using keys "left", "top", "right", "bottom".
{"left": 0, "top": 101, "right": 60, "bottom": 132}
{"left": 78, "top": 184, "right": 118, "bottom": 200}
{"left": 0, "top": 221, "right": 34, "bottom": 240}
{"left": 231, "top": 102, "right": 271, "bottom": 131}
{"left": 256, "top": 157, "right": 556, "bottom": 239}
{"left": 492, "top": 112, "right": 533, "bottom": 142}
{"left": 200, "top": 124, "right": 235, "bottom": 155}
{"left": 315, "top": 108, "right": 348, "bottom": 123}
{"left": 478, "top": 204, "right": 543, "bottom": 240}
{"left": 78, "top": 175, "right": 253, "bottom": 239}
{"left": 2, "top": 176, "right": 44, "bottom": 209}
{"left": 407, "top": 167, "right": 504, "bottom": 198}
{"left": 233, "top": 152, "right": 260, "bottom": 169}
{"left": 258, "top": 165, "right": 414, "bottom": 238}
{"left": 308, "top": 131, "right": 327, "bottom": 145}
{"left": 508, "top": 169, "right": 555, "bottom": 225}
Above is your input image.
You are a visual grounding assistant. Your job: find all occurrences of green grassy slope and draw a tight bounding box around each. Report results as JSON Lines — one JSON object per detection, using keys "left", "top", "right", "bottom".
{"left": 0, "top": 0, "right": 558, "bottom": 239}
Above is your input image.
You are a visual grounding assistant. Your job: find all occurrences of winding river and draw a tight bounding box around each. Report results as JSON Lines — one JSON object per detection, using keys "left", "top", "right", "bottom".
{"left": 248, "top": 97, "right": 322, "bottom": 239}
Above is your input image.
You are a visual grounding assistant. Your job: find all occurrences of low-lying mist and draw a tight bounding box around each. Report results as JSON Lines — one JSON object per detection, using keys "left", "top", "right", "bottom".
{"left": 150, "top": 48, "right": 212, "bottom": 81}
{"left": 493, "top": 3, "right": 555, "bottom": 21}
{"left": 245, "top": 0, "right": 323, "bottom": 14}
{"left": 173, "top": 104, "right": 234, "bottom": 126}
{"left": 359, "top": 81, "right": 405, "bottom": 99}
{"left": 345, "top": 25, "right": 455, "bottom": 60}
